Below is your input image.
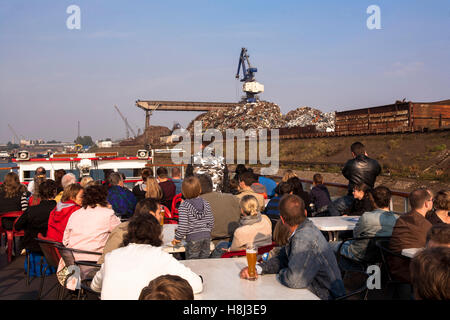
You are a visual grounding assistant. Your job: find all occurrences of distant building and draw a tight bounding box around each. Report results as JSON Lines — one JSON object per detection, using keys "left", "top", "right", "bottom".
{"left": 97, "top": 140, "right": 112, "bottom": 148}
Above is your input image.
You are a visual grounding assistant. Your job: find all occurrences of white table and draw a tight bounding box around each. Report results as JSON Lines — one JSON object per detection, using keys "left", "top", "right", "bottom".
{"left": 401, "top": 248, "right": 423, "bottom": 258}
{"left": 162, "top": 224, "right": 215, "bottom": 254}
{"left": 181, "top": 257, "right": 320, "bottom": 300}
{"left": 308, "top": 216, "right": 360, "bottom": 241}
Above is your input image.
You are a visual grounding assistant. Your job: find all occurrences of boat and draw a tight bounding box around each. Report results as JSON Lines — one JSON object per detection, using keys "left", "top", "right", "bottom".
{"left": 10, "top": 149, "right": 186, "bottom": 188}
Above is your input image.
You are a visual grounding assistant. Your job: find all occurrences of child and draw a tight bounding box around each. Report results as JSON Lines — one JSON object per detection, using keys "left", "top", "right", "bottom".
{"left": 172, "top": 176, "right": 214, "bottom": 259}
{"left": 310, "top": 173, "right": 331, "bottom": 216}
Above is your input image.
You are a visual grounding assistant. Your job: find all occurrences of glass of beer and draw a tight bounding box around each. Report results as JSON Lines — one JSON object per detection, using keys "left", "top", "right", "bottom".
{"left": 246, "top": 244, "right": 257, "bottom": 281}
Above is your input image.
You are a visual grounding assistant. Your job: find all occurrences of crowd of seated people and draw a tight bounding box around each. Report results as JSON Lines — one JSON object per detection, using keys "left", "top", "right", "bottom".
{"left": 0, "top": 140, "right": 449, "bottom": 301}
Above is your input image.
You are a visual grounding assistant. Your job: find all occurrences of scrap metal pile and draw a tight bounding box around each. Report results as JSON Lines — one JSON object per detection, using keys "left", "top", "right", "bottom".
{"left": 187, "top": 101, "right": 285, "bottom": 131}
{"left": 186, "top": 101, "right": 335, "bottom": 132}
{"left": 284, "top": 106, "right": 335, "bottom": 132}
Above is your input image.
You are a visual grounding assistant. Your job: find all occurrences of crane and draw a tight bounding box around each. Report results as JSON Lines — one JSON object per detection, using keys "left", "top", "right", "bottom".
{"left": 114, "top": 105, "right": 137, "bottom": 139}
{"left": 235, "top": 47, "right": 264, "bottom": 103}
{"left": 8, "top": 124, "right": 21, "bottom": 145}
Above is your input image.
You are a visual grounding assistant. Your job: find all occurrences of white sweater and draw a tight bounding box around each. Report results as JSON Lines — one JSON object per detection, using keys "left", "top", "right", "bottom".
{"left": 91, "top": 243, "right": 203, "bottom": 300}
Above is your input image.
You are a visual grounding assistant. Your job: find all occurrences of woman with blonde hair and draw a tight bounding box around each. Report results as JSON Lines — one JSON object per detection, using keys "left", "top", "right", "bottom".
{"left": 210, "top": 194, "right": 272, "bottom": 257}
{"left": 80, "top": 176, "right": 94, "bottom": 188}
{"left": 145, "top": 177, "right": 163, "bottom": 201}
{"left": 282, "top": 169, "right": 297, "bottom": 182}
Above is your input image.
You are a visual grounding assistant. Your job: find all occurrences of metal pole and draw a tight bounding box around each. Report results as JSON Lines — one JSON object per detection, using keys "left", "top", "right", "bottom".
{"left": 404, "top": 198, "right": 409, "bottom": 213}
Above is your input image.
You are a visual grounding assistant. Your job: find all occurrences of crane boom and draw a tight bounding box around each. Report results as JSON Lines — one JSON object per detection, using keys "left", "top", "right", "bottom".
{"left": 8, "top": 124, "right": 21, "bottom": 145}
{"left": 114, "top": 105, "right": 137, "bottom": 138}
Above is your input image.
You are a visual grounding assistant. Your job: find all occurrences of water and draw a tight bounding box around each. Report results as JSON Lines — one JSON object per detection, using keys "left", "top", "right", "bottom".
{"left": 0, "top": 162, "right": 18, "bottom": 182}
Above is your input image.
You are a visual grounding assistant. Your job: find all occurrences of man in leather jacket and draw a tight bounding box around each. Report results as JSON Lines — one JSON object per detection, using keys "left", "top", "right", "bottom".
{"left": 328, "top": 142, "right": 381, "bottom": 217}
{"left": 342, "top": 142, "right": 381, "bottom": 196}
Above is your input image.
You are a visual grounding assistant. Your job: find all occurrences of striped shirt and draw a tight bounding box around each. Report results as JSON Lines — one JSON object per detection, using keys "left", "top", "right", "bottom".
{"left": 175, "top": 197, "right": 214, "bottom": 242}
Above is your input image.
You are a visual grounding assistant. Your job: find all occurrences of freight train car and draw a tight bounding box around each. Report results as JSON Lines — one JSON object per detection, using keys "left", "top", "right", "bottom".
{"left": 335, "top": 100, "right": 450, "bottom": 135}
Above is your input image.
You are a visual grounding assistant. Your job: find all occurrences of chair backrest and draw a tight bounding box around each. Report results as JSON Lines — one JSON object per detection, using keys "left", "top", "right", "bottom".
{"left": 35, "top": 233, "right": 62, "bottom": 267}
{"left": 335, "top": 270, "right": 369, "bottom": 300}
{"left": 338, "top": 236, "right": 391, "bottom": 265}
{"left": 221, "top": 242, "right": 276, "bottom": 258}
{"left": 375, "top": 239, "right": 410, "bottom": 282}
{"left": 0, "top": 211, "right": 23, "bottom": 232}
{"left": 56, "top": 245, "right": 102, "bottom": 268}
{"left": 171, "top": 193, "right": 183, "bottom": 216}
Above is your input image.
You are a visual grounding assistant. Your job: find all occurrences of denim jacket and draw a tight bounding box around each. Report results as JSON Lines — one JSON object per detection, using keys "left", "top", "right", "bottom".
{"left": 342, "top": 208, "right": 399, "bottom": 261}
{"left": 259, "top": 219, "right": 345, "bottom": 300}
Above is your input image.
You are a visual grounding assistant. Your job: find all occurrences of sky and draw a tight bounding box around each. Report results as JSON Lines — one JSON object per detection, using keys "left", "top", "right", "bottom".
{"left": 0, "top": 0, "right": 449, "bottom": 143}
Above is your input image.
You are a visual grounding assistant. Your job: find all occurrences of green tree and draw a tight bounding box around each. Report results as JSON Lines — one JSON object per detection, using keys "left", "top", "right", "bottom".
{"left": 74, "top": 136, "right": 94, "bottom": 146}
{"left": 6, "top": 141, "right": 19, "bottom": 150}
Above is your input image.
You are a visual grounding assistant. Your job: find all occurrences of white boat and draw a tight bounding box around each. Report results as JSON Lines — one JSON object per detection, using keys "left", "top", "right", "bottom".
{"left": 11, "top": 149, "right": 186, "bottom": 187}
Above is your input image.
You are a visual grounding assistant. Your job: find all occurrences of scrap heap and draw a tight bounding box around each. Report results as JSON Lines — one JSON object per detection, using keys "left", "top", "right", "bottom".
{"left": 186, "top": 101, "right": 336, "bottom": 132}
{"left": 187, "top": 101, "right": 285, "bottom": 132}
{"left": 284, "top": 107, "right": 335, "bottom": 132}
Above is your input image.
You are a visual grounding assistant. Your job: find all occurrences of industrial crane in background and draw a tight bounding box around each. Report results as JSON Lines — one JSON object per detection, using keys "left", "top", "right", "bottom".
{"left": 8, "top": 124, "right": 22, "bottom": 145}
{"left": 235, "top": 47, "right": 264, "bottom": 103}
{"left": 114, "top": 105, "right": 138, "bottom": 139}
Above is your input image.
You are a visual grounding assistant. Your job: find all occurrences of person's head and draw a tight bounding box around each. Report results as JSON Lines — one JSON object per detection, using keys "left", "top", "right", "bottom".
{"left": 229, "top": 179, "right": 239, "bottom": 191}
{"left": 409, "top": 188, "right": 433, "bottom": 213}
{"left": 282, "top": 169, "right": 297, "bottom": 182}
{"left": 134, "top": 198, "right": 162, "bottom": 223}
{"left": 0, "top": 172, "right": 26, "bottom": 198}
{"left": 38, "top": 179, "right": 58, "bottom": 200}
{"left": 240, "top": 195, "right": 259, "bottom": 216}
{"left": 197, "top": 174, "right": 213, "bottom": 195}
{"left": 313, "top": 173, "right": 323, "bottom": 186}
{"left": 181, "top": 176, "right": 202, "bottom": 199}
{"left": 61, "top": 173, "right": 77, "bottom": 189}
{"left": 108, "top": 172, "right": 123, "bottom": 187}
{"left": 238, "top": 171, "right": 255, "bottom": 189}
{"left": 139, "top": 275, "right": 194, "bottom": 300}
{"left": 350, "top": 142, "right": 366, "bottom": 157}
{"left": 371, "top": 186, "right": 391, "bottom": 209}
{"left": 33, "top": 175, "right": 47, "bottom": 197}
{"left": 61, "top": 183, "right": 84, "bottom": 205}
{"left": 276, "top": 182, "right": 293, "bottom": 196}
{"left": 171, "top": 167, "right": 181, "bottom": 179}
{"left": 353, "top": 182, "right": 370, "bottom": 200}
{"left": 156, "top": 167, "right": 168, "bottom": 179}
{"left": 80, "top": 176, "right": 94, "bottom": 188}
{"left": 426, "top": 224, "right": 450, "bottom": 248}
{"left": 410, "top": 247, "right": 450, "bottom": 300}
{"left": 54, "top": 169, "right": 66, "bottom": 190}
{"left": 145, "top": 177, "right": 163, "bottom": 200}
{"left": 82, "top": 184, "right": 108, "bottom": 209}
{"left": 287, "top": 177, "right": 304, "bottom": 195}
{"left": 279, "top": 194, "right": 306, "bottom": 227}
{"left": 140, "top": 168, "right": 153, "bottom": 181}
{"left": 433, "top": 190, "right": 449, "bottom": 212}
{"left": 235, "top": 164, "right": 247, "bottom": 175}
{"left": 122, "top": 214, "right": 162, "bottom": 247}
{"left": 273, "top": 219, "right": 291, "bottom": 246}
{"left": 35, "top": 166, "right": 46, "bottom": 177}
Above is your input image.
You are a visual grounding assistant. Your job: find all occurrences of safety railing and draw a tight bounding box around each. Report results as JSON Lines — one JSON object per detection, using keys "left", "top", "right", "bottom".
{"left": 297, "top": 178, "right": 410, "bottom": 214}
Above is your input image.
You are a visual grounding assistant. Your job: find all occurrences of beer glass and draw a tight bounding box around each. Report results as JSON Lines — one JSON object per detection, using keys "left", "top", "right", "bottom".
{"left": 246, "top": 244, "right": 257, "bottom": 281}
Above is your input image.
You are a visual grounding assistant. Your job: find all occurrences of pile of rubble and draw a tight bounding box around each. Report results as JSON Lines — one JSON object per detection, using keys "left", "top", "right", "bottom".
{"left": 186, "top": 101, "right": 335, "bottom": 132}
{"left": 283, "top": 107, "right": 335, "bottom": 132}
{"left": 187, "top": 101, "right": 286, "bottom": 132}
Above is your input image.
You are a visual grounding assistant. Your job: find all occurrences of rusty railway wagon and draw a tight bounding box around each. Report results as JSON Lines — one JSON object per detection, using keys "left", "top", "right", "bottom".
{"left": 335, "top": 100, "right": 450, "bottom": 135}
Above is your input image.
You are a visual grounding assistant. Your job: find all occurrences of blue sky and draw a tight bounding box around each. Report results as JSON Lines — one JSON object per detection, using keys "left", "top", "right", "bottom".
{"left": 0, "top": 0, "right": 449, "bottom": 143}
